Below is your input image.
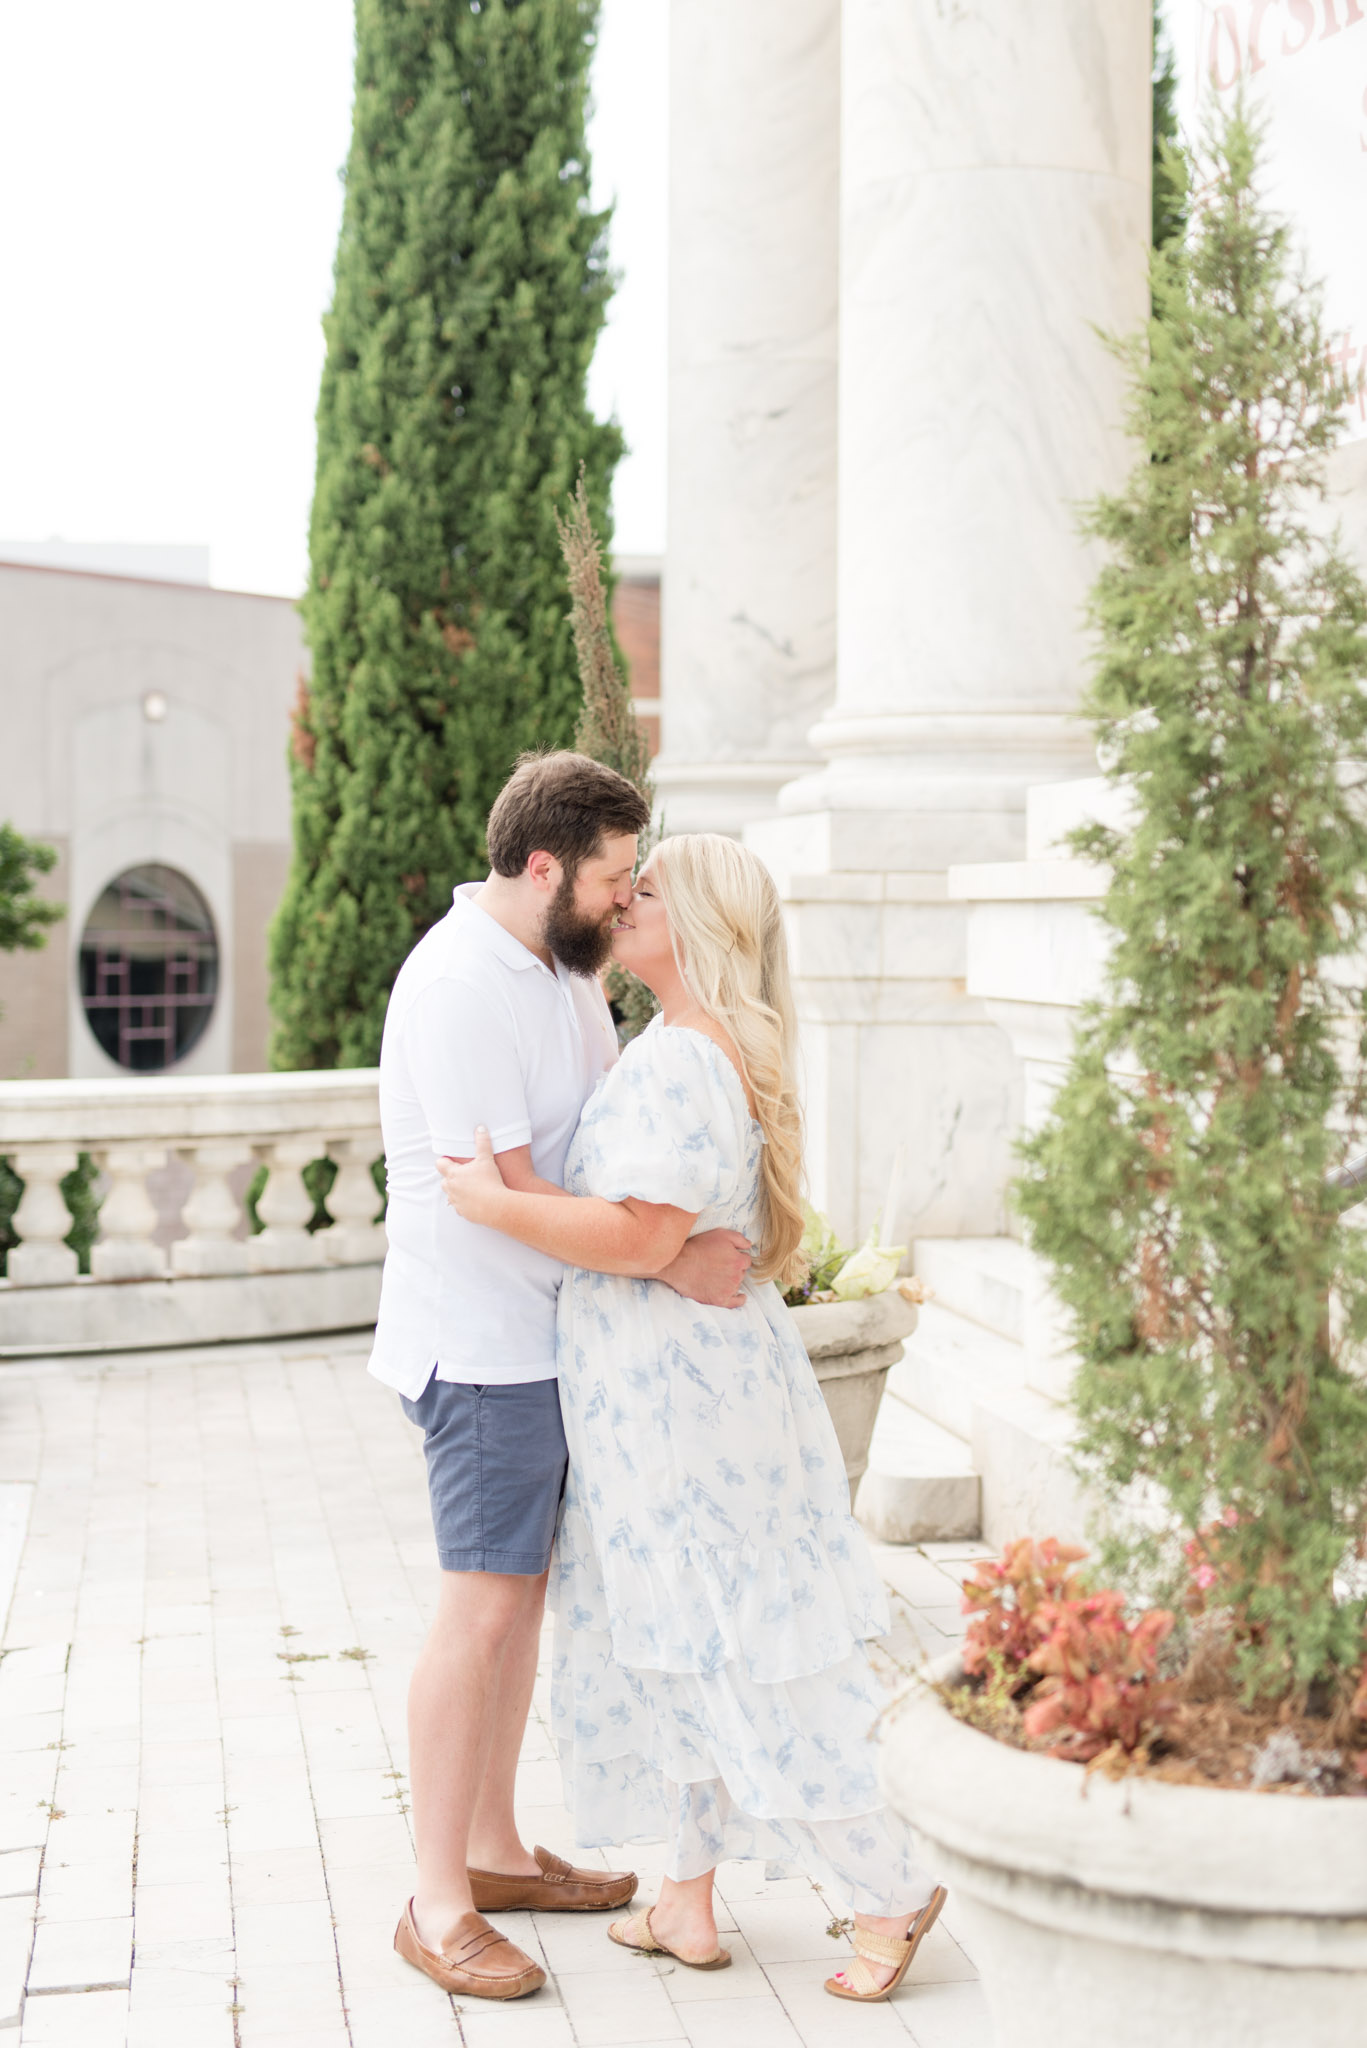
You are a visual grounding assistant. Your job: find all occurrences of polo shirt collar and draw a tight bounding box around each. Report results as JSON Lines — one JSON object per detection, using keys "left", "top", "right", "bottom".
{"left": 451, "top": 882, "right": 555, "bottom": 976}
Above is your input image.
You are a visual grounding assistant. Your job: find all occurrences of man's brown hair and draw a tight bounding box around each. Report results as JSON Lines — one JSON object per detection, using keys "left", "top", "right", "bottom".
{"left": 485, "top": 751, "right": 651, "bottom": 879}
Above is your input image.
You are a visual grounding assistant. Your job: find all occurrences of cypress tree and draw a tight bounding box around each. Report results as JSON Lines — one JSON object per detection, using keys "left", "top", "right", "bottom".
{"left": 270, "top": 0, "right": 621, "bottom": 1070}
{"left": 1015, "top": 104, "right": 1367, "bottom": 1706}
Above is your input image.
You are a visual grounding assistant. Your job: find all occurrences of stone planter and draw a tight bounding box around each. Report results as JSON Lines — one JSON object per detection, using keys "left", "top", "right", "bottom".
{"left": 789, "top": 1287, "right": 918, "bottom": 1487}
{"left": 881, "top": 1657, "right": 1367, "bottom": 2048}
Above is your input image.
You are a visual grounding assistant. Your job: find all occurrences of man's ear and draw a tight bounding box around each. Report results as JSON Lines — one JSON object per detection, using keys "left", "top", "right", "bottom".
{"left": 525, "top": 849, "right": 562, "bottom": 893}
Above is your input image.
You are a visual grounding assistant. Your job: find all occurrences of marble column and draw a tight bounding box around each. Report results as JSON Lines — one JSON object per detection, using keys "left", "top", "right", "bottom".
{"left": 749, "top": 0, "right": 1151, "bottom": 1244}
{"left": 653, "top": 0, "right": 840, "bottom": 836}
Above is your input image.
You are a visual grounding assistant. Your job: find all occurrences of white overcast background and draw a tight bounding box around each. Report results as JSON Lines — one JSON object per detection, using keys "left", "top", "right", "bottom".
{"left": 0, "top": 0, "right": 667, "bottom": 597}
{"left": 0, "top": 5, "right": 1358, "bottom": 598}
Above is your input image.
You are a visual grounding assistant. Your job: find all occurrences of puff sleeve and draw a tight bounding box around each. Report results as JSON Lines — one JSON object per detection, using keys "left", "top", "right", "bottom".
{"left": 576, "top": 1024, "right": 745, "bottom": 1214}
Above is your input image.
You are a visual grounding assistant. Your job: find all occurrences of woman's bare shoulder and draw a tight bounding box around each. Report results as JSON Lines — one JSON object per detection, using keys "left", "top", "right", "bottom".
{"left": 658, "top": 1013, "right": 757, "bottom": 1119}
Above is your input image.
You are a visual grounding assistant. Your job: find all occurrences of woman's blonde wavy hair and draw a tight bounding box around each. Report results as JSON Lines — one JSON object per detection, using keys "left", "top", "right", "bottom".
{"left": 647, "top": 834, "right": 805, "bottom": 1290}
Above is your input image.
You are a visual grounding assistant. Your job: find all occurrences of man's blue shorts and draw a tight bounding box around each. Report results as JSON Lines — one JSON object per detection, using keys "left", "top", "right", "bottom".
{"left": 400, "top": 1375, "right": 568, "bottom": 1575}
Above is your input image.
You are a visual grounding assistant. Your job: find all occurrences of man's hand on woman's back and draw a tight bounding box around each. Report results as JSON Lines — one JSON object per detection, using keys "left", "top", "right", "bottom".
{"left": 657, "top": 1230, "right": 752, "bottom": 1309}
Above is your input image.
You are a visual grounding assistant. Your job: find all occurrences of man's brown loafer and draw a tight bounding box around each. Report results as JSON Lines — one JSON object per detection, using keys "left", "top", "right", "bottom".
{"left": 394, "top": 1900, "right": 546, "bottom": 1999}
{"left": 469, "top": 1843, "right": 638, "bottom": 1913}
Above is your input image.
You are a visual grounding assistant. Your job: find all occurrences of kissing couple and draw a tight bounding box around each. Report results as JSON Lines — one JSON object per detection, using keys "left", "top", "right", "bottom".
{"left": 368, "top": 751, "right": 946, "bottom": 2009}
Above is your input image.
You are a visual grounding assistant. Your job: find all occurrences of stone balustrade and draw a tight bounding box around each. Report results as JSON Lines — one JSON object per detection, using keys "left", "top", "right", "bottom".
{"left": 0, "top": 1071, "right": 385, "bottom": 1357}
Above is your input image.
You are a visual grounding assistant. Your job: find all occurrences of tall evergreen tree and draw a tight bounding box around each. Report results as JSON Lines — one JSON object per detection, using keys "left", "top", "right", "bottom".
{"left": 556, "top": 473, "right": 658, "bottom": 1040}
{"left": 270, "top": 0, "right": 621, "bottom": 1070}
{"left": 1016, "top": 104, "right": 1367, "bottom": 1706}
{"left": 1151, "top": 5, "right": 1186, "bottom": 256}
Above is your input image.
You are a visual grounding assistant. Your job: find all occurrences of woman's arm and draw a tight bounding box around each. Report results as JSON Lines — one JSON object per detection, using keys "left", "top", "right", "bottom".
{"left": 438, "top": 1128, "right": 695, "bottom": 1277}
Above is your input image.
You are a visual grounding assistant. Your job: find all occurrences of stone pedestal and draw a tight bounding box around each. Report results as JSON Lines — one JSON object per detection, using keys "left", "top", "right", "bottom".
{"left": 749, "top": 0, "right": 1151, "bottom": 1248}
{"left": 949, "top": 776, "right": 1118, "bottom": 1401}
{"left": 653, "top": 0, "right": 840, "bottom": 835}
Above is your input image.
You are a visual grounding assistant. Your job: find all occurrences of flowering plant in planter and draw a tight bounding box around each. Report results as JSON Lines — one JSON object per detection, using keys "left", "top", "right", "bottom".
{"left": 782, "top": 1202, "right": 912, "bottom": 1308}
{"left": 951, "top": 1538, "right": 1177, "bottom": 1766}
{"left": 1012, "top": 98, "right": 1367, "bottom": 1754}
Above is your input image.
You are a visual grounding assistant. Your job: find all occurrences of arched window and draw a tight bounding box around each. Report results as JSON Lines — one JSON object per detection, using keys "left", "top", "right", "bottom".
{"left": 79, "top": 864, "right": 218, "bottom": 1071}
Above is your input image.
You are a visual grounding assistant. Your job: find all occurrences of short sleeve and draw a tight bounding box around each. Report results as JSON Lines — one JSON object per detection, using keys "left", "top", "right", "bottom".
{"left": 403, "top": 978, "right": 530, "bottom": 1158}
{"left": 580, "top": 1025, "right": 742, "bottom": 1213}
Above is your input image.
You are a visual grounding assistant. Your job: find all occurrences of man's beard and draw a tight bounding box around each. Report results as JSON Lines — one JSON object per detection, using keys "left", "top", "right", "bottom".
{"left": 543, "top": 871, "right": 616, "bottom": 977}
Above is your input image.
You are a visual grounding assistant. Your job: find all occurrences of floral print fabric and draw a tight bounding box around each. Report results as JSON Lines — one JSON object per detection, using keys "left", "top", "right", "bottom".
{"left": 548, "top": 1019, "right": 935, "bottom": 1913}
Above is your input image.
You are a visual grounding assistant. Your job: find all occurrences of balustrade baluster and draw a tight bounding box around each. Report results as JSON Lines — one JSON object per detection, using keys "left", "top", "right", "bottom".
{"left": 6, "top": 1146, "right": 80, "bottom": 1286}
{"left": 248, "top": 1137, "right": 325, "bottom": 1272}
{"left": 319, "top": 1132, "right": 387, "bottom": 1265}
{"left": 171, "top": 1143, "right": 252, "bottom": 1276}
{"left": 90, "top": 1144, "right": 169, "bottom": 1280}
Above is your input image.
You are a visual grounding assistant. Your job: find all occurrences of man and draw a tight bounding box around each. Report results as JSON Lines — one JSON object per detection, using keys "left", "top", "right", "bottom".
{"left": 370, "top": 752, "right": 752, "bottom": 2002}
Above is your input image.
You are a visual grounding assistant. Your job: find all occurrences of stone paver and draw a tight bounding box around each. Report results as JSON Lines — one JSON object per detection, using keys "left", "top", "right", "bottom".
{"left": 0, "top": 1336, "right": 989, "bottom": 2047}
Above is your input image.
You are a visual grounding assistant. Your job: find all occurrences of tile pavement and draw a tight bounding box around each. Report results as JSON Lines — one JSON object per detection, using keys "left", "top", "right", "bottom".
{"left": 0, "top": 1334, "right": 993, "bottom": 2047}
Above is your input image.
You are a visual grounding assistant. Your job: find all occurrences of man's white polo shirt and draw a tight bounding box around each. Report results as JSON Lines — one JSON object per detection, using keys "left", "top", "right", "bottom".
{"left": 368, "top": 885, "right": 618, "bottom": 1400}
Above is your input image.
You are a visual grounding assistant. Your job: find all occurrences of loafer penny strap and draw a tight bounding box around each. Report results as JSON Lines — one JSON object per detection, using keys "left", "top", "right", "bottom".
{"left": 534, "top": 1845, "right": 575, "bottom": 1881}
{"left": 445, "top": 1920, "right": 530, "bottom": 1974}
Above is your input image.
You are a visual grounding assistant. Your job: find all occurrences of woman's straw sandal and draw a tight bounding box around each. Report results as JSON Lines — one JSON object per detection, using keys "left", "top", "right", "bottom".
{"left": 823, "top": 1885, "right": 948, "bottom": 2003}
{"left": 608, "top": 1906, "right": 732, "bottom": 1971}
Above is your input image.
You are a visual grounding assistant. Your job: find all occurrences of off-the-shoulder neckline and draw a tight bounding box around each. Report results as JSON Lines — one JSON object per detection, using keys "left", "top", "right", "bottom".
{"left": 650, "top": 1018, "right": 763, "bottom": 1131}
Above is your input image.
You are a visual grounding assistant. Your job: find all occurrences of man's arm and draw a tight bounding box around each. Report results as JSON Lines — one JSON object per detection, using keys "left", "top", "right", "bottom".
{"left": 440, "top": 1132, "right": 694, "bottom": 1274}
{"left": 480, "top": 1147, "right": 751, "bottom": 1306}
{"left": 654, "top": 1232, "right": 751, "bottom": 1308}
{"left": 441, "top": 1141, "right": 752, "bottom": 1304}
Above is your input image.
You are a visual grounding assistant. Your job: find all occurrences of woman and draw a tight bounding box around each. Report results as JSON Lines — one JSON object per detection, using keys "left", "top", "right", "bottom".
{"left": 439, "top": 834, "right": 945, "bottom": 2004}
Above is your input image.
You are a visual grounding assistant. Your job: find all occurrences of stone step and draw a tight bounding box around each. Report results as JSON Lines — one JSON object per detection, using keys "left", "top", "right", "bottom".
{"left": 860, "top": 1265, "right": 1091, "bottom": 1551}
{"left": 888, "top": 1298, "right": 1026, "bottom": 1443}
{"left": 969, "top": 1381, "right": 1088, "bottom": 1552}
{"left": 912, "top": 1235, "right": 1027, "bottom": 1344}
{"left": 854, "top": 1389, "right": 981, "bottom": 1545}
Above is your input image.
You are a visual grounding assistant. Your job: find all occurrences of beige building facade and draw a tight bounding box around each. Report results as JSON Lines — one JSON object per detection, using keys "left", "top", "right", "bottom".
{"left": 0, "top": 557, "right": 662, "bottom": 1083}
{"left": 0, "top": 562, "right": 302, "bottom": 1080}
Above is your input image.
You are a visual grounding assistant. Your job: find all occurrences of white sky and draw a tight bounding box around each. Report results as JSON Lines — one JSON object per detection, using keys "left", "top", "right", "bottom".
{"left": 0, "top": 0, "right": 668, "bottom": 597}
{"left": 3, "top": 4, "right": 1358, "bottom": 600}
{"left": 1164, "top": 1, "right": 1367, "bottom": 438}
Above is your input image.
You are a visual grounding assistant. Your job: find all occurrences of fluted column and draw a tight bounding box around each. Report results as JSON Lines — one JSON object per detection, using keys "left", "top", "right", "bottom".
{"left": 749, "top": 1, "right": 1151, "bottom": 1244}
{"left": 782, "top": 0, "right": 1152, "bottom": 859}
{"left": 652, "top": 0, "right": 840, "bottom": 836}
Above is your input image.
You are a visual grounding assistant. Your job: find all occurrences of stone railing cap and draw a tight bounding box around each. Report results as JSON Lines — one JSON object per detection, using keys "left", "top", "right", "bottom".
{"left": 0, "top": 1068, "right": 382, "bottom": 1147}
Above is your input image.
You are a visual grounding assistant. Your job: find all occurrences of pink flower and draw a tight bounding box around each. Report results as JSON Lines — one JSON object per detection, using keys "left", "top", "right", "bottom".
{"left": 1221, "top": 1505, "right": 1239, "bottom": 1527}
{"left": 1194, "top": 1563, "right": 1217, "bottom": 1590}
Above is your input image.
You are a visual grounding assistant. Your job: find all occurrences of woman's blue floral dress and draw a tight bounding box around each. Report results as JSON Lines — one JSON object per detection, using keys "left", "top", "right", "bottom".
{"left": 548, "top": 1019, "right": 935, "bottom": 1913}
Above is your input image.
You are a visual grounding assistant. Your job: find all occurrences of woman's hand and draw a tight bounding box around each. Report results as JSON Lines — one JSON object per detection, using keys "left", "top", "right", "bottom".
{"left": 437, "top": 1126, "right": 509, "bottom": 1227}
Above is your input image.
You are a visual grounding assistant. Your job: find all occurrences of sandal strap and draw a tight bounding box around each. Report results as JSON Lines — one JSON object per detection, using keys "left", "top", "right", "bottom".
{"left": 854, "top": 1928, "right": 913, "bottom": 1964}
{"left": 625, "top": 1909, "right": 664, "bottom": 1953}
{"left": 842, "top": 1954, "right": 885, "bottom": 1996}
